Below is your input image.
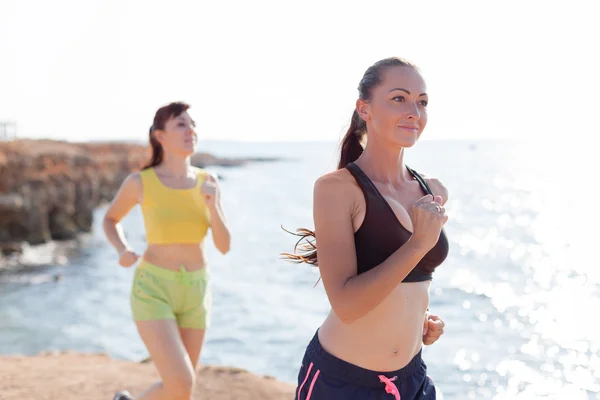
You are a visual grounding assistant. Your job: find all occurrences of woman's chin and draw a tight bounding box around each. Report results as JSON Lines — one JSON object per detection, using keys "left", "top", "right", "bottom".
{"left": 390, "top": 135, "right": 418, "bottom": 149}
{"left": 180, "top": 144, "right": 196, "bottom": 156}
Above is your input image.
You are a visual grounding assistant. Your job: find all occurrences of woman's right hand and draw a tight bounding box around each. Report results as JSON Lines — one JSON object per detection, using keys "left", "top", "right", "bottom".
{"left": 410, "top": 194, "right": 448, "bottom": 251}
{"left": 118, "top": 248, "right": 140, "bottom": 267}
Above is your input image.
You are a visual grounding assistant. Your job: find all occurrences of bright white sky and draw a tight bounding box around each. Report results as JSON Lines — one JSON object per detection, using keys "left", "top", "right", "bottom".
{"left": 0, "top": 0, "right": 598, "bottom": 142}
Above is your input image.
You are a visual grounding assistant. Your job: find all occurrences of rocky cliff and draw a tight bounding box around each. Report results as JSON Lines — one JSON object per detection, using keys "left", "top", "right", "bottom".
{"left": 0, "top": 140, "right": 148, "bottom": 257}
{"left": 0, "top": 139, "right": 273, "bottom": 258}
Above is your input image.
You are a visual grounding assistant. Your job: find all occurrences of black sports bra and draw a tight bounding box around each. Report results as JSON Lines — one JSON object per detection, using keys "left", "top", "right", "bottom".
{"left": 346, "top": 162, "right": 449, "bottom": 281}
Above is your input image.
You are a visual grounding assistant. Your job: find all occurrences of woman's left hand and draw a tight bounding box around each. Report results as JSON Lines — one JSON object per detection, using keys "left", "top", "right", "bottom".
{"left": 200, "top": 174, "right": 219, "bottom": 210}
{"left": 423, "top": 313, "right": 445, "bottom": 345}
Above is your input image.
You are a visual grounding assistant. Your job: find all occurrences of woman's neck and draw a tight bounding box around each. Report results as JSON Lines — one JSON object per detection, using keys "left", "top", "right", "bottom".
{"left": 355, "top": 138, "right": 410, "bottom": 186}
{"left": 156, "top": 152, "right": 191, "bottom": 178}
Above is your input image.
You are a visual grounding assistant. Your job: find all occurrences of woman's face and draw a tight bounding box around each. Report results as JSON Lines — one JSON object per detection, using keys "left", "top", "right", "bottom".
{"left": 358, "top": 66, "right": 428, "bottom": 148}
{"left": 156, "top": 111, "right": 197, "bottom": 156}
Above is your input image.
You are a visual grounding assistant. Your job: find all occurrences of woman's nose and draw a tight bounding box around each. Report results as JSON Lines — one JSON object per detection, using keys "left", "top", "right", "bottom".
{"left": 405, "top": 103, "right": 420, "bottom": 120}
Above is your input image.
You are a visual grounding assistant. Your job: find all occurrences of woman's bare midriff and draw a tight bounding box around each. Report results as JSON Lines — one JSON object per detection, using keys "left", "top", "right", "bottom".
{"left": 318, "top": 280, "right": 430, "bottom": 372}
{"left": 142, "top": 243, "right": 207, "bottom": 271}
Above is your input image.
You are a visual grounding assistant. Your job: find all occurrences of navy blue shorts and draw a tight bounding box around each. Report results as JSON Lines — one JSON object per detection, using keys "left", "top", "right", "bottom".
{"left": 294, "top": 331, "right": 436, "bottom": 400}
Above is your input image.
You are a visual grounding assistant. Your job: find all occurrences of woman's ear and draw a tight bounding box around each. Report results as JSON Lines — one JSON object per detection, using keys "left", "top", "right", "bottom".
{"left": 153, "top": 129, "right": 165, "bottom": 144}
{"left": 356, "top": 98, "right": 370, "bottom": 122}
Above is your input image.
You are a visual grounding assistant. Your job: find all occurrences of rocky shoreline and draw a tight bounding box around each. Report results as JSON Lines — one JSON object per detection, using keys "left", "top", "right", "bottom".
{"left": 0, "top": 139, "right": 278, "bottom": 261}
{"left": 0, "top": 141, "right": 295, "bottom": 399}
{"left": 0, "top": 352, "right": 295, "bottom": 400}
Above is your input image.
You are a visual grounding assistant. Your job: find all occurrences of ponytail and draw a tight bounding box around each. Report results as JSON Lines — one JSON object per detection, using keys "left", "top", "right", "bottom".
{"left": 141, "top": 126, "right": 164, "bottom": 170}
{"left": 338, "top": 109, "right": 366, "bottom": 169}
{"left": 280, "top": 109, "right": 366, "bottom": 268}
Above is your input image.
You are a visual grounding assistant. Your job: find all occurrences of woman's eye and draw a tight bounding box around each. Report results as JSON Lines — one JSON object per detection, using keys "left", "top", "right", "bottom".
{"left": 420, "top": 100, "right": 428, "bottom": 106}
{"left": 392, "top": 96, "right": 405, "bottom": 103}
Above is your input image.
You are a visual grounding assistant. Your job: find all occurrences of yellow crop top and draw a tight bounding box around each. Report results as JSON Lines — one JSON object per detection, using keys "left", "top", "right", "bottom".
{"left": 139, "top": 167, "right": 211, "bottom": 244}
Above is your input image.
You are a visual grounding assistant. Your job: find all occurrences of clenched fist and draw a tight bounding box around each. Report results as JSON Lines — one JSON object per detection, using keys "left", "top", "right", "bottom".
{"left": 200, "top": 174, "right": 219, "bottom": 209}
{"left": 410, "top": 194, "right": 448, "bottom": 251}
{"left": 423, "top": 313, "right": 445, "bottom": 345}
{"left": 118, "top": 248, "right": 139, "bottom": 268}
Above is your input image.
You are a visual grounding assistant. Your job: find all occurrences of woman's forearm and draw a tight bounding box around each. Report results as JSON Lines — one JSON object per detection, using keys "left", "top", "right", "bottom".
{"left": 208, "top": 203, "right": 230, "bottom": 254}
{"left": 102, "top": 217, "right": 130, "bottom": 255}
{"left": 333, "top": 238, "right": 429, "bottom": 324}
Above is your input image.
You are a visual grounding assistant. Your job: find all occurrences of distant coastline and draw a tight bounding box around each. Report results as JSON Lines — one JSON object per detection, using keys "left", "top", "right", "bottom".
{"left": 0, "top": 139, "right": 281, "bottom": 265}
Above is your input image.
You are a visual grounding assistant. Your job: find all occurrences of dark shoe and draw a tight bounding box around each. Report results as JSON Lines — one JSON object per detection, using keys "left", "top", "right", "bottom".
{"left": 113, "top": 390, "right": 133, "bottom": 400}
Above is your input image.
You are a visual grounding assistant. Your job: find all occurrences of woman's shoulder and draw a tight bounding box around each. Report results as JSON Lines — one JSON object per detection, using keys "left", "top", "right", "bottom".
{"left": 125, "top": 170, "right": 144, "bottom": 184}
{"left": 414, "top": 170, "right": 449, "bottom": 205}
{"left": 137, "top": 167, "right": 153, "bottom": 178}
{"left": 136, "top": 168, "right": 158, "bottom": 187}
{"left": 315, "top": 167, "right": 358, "bottom": 188}
{"left": 314, "top": 168, "right": 361, "bottom": 205}
{"left": 191, "top": 166, "right": 205, "bottom": 175}
{"left": 191, "top": 166, "right": 217, "bottom": 182}
{"left": 114, "top": 170, "right": 143, "bottom": 200}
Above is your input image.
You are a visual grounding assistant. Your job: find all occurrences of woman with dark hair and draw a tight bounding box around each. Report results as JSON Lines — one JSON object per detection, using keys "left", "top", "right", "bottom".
{"left": 103, "top": 102, "right": 231, "bottom": 400}
{"left": 283, "top": 58, "right": 448, "bottom": 399}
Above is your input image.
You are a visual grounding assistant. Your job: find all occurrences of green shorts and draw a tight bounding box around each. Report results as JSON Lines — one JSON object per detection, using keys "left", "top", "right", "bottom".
{"left": 130, "top": 260, "right": 211, "bottom": 329}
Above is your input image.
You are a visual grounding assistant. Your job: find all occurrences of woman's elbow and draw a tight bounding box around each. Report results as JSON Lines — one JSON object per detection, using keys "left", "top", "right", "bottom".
{"left": 217, "top": 244, "right": 230, "bottom": 255}
{"left": 331, "top": 304, "right": 358, "bottom": 325}
{"left": 102, "top": 215, "right": 117, "bottom": 229}
{"left": 216, "top": 238, "right": 231, "bottom": 255}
